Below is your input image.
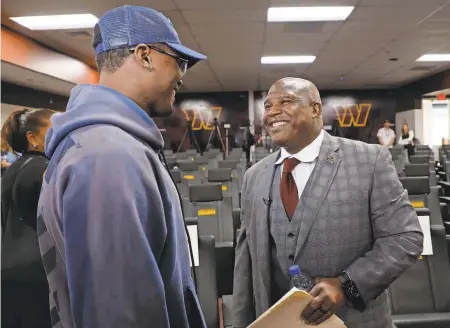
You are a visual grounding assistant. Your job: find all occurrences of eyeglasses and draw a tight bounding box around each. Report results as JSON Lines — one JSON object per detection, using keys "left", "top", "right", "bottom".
{"left": 131, "top": 45, "right": 188, "bottom": 76}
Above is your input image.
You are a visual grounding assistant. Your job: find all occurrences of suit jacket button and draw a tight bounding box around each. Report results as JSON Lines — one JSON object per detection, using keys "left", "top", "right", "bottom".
{"left": 288, "top": 232, "right": 294, "bottom": 238}
{"left": 288, "top": 254, "right": 294, "bottom": 261}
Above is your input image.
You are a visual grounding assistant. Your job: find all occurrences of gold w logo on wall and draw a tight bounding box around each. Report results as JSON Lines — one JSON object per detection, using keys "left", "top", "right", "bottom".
{"left": 334, "top": 104, "right": 372, "bottom": 127}
{"left": 182, "top": 107, "right": 222, "bottom": 130}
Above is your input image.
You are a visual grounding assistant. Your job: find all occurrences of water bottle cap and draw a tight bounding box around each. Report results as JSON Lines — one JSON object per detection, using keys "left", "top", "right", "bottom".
{"left": 288, "top": 264, "right": 300, "bottom": 277}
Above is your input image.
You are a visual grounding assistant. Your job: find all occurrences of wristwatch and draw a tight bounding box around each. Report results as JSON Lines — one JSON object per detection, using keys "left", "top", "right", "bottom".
{"left": 337, "top": 272, "right": 366, "bottom": 311}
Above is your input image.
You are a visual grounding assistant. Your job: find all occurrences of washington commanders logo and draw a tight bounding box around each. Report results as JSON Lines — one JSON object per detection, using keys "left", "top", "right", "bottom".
{"left": 182, "top": 107, "right": 222, "bottom": 130}
{"left": 334, "top": 103, "right": 372, "bottom": 128}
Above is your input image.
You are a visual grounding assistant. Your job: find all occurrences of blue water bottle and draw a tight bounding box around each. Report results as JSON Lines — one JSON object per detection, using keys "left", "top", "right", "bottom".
{"left": 288, "top": 264, "right": 313, "bottom": 292}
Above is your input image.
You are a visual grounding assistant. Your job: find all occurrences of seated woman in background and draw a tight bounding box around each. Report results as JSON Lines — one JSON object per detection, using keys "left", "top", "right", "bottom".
{"left": 1, "top": 125, "right": 20, "bottom": 174}
{"left": 398, "top": 122, "right": 415, "bottom": 157}
{"left": 1, "top": 108, "right": 54, "bottom": 328}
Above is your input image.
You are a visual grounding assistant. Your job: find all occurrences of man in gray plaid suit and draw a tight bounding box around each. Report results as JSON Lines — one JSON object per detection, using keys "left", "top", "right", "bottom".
{"left": 233, "top": 78, "right": 423, "bottom": 328}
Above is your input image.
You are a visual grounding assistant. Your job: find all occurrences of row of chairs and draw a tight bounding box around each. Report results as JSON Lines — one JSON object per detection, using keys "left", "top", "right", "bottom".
{"left": 390, "top": 145, "right": 450, "bottom": 327}
{"left": 164, "top": 149, "right": 246, "bottom": 327}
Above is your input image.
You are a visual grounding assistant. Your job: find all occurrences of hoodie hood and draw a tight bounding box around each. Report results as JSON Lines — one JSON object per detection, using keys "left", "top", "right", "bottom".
{"left": 45, "top": 84, "right": 164, "bottom": 157}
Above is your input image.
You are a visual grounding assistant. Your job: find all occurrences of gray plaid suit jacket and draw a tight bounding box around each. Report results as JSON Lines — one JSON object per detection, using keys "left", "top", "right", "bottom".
{"left": 233, "top": 132, "right": 423, "bottom": 328}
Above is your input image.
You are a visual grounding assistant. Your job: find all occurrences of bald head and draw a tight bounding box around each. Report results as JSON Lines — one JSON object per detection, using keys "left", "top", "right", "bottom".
{"left": 263, "top": 77, "right": 323, "bottom": 153}
{"left": 269, "top": 77, "right": 322, "bottom": 106}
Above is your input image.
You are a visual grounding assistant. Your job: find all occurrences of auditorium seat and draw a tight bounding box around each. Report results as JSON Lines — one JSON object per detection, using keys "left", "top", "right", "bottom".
{"left": 194, "top": 156, "right": 210, "bottom": 180}
{"left": 163, "top": 149, "right": 174, "bottom": 156}
{"left": 390, "top": 209, "right": 450, "bottom": 328}
{"left": 390, "top": 148, "right": 409, "bottom": 174}
{"left": 218, "top": 160, "right": 245, "bottom": 188}
{"left": 410, "top": 155, "right": 431, "bottom": 164}
{"left": 178, "top": 160, "right": 202, "bottom": 185}
{"left": 186, "top": 149, "right": 198, "bottom": 156}
{"left": 189, "top": 183, "right": 234, "bottom": 244}
{"left": 405, "top": 163, "right": 437, "bottom": 186}
{"left": 186, "top": 218, "right": 219, "bottom": 328}
{"left": 399, "top": 176, "right": 443, "bottom": 225}
{"left": 165, "top": 157, "right": 176, "bottom": 170}
{"left": 208, "top": 168, "right": 239, "bottom": 208}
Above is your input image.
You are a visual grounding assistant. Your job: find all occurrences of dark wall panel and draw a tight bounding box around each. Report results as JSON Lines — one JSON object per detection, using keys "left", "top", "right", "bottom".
{"left": 1, "top": 82, "right": 68, "bottom": 111}
{"left": 397, "top": 68, "right": 450, "bottom": 111}
{"left": 154, "top": 92, "right": 249, "bottom": 152}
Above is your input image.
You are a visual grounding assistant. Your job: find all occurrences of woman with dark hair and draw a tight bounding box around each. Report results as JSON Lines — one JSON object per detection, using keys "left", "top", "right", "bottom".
{"left": 1, "top": 108, "right": 54, "bottom": 328}
{"left": 1, "top": 119, "right": 20, "bottom": 174}
{"left": 398, "top": 123, "right": 415, "bottom": 157}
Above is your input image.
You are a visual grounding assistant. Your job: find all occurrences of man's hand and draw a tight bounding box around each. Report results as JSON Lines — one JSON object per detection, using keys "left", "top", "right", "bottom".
{"left": 301, "top": 278, "right": 346, "bottom": 325}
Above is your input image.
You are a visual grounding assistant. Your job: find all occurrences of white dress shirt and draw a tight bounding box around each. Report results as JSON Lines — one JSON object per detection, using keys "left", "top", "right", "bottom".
{"left": 275, "top": 129, "right": 325, "bottom": 200}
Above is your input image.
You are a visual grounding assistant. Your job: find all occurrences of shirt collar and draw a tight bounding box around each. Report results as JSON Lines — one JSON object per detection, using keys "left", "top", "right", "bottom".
{"left": 275, "top": 129, "right": 325, "bottom": 165}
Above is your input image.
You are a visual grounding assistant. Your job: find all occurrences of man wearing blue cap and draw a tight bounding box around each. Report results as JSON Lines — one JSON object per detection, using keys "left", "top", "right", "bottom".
{"left": 37, "top": 6, "right": 207, "bottom": 328}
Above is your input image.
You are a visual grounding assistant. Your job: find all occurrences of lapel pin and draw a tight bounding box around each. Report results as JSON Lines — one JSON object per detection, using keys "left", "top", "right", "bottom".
{"left": 327, "top": 155, "right": 335, "bottom": 164}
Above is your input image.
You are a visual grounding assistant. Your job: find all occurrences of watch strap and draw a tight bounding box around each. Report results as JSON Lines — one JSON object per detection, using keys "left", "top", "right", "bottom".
{"left": 338, "top": 272, "right": 366, "bottom": 311}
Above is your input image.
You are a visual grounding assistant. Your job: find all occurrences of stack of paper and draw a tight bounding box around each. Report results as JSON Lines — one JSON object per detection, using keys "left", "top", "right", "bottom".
{"left": 248, "top": 288, "right": 347, "bottom": 328}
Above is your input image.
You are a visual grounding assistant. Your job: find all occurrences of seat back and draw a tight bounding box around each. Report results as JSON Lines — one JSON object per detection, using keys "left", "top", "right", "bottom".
{"left": 208, "top": 168, "right": 235, "bottom": 206}
{"left": 410, "top": 155, "right": 430, "bottom": 164}
{"left": 189, "top": 184, "right": 234, "bottom": 244}
{"left": 178, "top": 160, "right": 202, "bottom": 185}
{"left": 389, "top": 209, "right": 450, "bottom": 316}
{"left": 186, "top": 149, "right": 198, "bottom": 156}
{"left": 165, "top": 158, "right": 176, "bottom": 170}
{"left": 399, "top": 177, "right": 443, "bottom": 226}
{"left": 405, "top": 164, "right": 430, "bottom": 177}
{"left": 186, "top": 219, "right": 218, "bottom": 328}
{"left": 194, "top": 157, "right": 210, "bottom": 180}
{"left": 219, "top": 159, "right": 245, "bottom": 186}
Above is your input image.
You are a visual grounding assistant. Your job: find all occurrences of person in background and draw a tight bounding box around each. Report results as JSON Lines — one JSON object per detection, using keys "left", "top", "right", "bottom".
{"left": 398, "top": 123, "right": 415, "bottom": 157}
{"left": 233, "top": 78, "right": 422, "bottom": 328}
{"left": 37, "top": 6, "right": 207, "bottom": 328}
{"left": 1, "top": 122, "right": 21, "bottom": 173}
{"left": 377, "top": 119, "right": 396, "bottom": 148}
{"left": 1, "top": 108, "right": 54, "bottom": 328}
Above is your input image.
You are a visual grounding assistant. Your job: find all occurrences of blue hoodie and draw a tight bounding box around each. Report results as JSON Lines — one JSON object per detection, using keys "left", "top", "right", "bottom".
{"left": 37, "top": 84, "right": 206, "bottom": 328}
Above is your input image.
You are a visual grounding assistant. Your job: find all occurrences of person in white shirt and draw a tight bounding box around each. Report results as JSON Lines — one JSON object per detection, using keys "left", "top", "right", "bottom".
{"left": 377, "top": 120, "right": 396, "bottom": 148}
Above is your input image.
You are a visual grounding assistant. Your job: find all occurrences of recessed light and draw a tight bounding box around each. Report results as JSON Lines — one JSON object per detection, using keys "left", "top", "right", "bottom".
{"left": 267, "top": 6, "right": 354, "bottom": 22}
{"left": 10, "top": 14, "right": 98, "bottom": 30}
{"left": 416, "top": 54, "right": 450, "bottom": 62}
{"left": 389, "top": 58, "right": 399, "bottom": 61}
{"left": 261, "top": 56, "right": 316, "bottom": 64}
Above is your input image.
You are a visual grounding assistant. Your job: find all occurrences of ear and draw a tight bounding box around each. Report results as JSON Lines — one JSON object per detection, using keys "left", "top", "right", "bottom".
{"left": 134, "top": 44, "right": 152, "bottom": 71}
{"left": 312, "top": 102, "right": 322, "bottom": 118}
{"left": 26, "top": 131, "right": 37, "bottom": 148}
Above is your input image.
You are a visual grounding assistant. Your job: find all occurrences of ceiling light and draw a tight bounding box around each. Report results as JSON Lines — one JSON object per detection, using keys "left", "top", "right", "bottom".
{"left": 267, "top": 6, "right": 354, "bottom": 22}
{"left": 261, "top": 56, "right": 316, "bottom": 64}
{"left": 10, "top": 14, "right": 98, "bottom": 30}
{"left": 416, "top": 54, "right": 450, "bottom": 62}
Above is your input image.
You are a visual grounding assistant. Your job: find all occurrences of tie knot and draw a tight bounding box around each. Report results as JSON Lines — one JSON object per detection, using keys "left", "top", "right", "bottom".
{"left": 283, "top": 158, "right": 300, "bottom": 173}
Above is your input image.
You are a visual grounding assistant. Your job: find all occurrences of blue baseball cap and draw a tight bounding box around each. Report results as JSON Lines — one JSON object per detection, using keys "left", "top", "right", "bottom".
{"left": 93, "top": 6, "right": 207, "bottom": 68}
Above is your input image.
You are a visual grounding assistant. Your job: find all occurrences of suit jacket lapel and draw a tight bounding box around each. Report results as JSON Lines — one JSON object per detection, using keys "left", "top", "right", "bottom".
{"left": 295, "top": 133, "right": 341, "bottom": 258}
{"left": 253, "top": 150, "right": 280, "bottom": 300}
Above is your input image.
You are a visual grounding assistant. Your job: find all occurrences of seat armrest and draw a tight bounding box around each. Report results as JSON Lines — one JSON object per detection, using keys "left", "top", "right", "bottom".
{"left": 185, "top": 217, "right": 199, "bottom": 226}
{"left": 232, "top": 208, "right": 241, "bottom": 231}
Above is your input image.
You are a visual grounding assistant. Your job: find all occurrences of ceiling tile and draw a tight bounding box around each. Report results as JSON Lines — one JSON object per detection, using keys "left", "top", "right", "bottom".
{"left": 173, "top": 0, "right": 269, "bottom": 10}
{"left": 190, "top": 22, "right": 265, "bottom": 45}
{"left": 269, "top": 0, "right": 359, "bottom": 5}
{"left": 182, "top": 9, "right": 266, "bottom": 24}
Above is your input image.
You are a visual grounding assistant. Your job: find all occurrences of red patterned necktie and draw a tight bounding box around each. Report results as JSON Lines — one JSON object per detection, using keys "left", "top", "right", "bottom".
{"left": 280, "top": 158, "right": 300, "bottom": 220}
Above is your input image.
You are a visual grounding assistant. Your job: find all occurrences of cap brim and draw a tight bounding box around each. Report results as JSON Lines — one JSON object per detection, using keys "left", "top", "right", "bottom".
{"left": 166, "top": 42, "right": 207, "bottom": 69}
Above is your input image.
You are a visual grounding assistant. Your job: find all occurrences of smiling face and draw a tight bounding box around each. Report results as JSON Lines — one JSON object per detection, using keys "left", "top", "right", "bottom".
{"left": 263, "top": 78, "right": 323, "bottom": 153}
